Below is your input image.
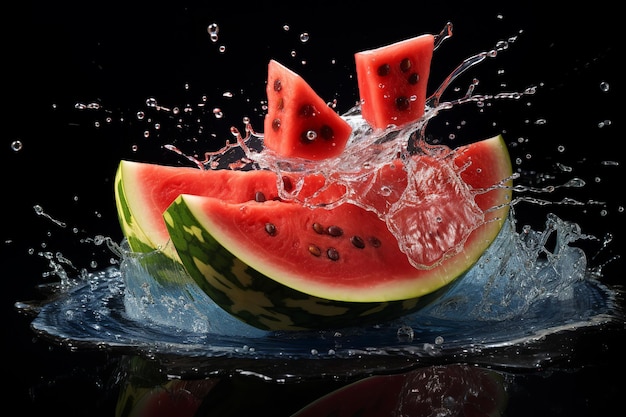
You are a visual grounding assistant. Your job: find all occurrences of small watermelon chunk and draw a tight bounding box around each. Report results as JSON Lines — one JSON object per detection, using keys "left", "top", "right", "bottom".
{"left": 263, "top": 60, "right": 352, "bottom": 160}
{"left": 355, "top": 34, "right": 434, "bottom": 130}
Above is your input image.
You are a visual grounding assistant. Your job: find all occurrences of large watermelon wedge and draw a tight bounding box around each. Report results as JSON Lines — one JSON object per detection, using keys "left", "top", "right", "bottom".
{"left": 156, "top": 134, "right": 511, "bottom": 330}
{"left": 115, "top": 163, "right": 286, "bottom": 262}
{"left": 115, "top": 161, "right": 336, "bottom": 263}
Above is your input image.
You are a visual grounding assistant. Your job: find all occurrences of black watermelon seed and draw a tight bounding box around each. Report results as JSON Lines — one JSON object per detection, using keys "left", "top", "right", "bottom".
{"left": 350, "top": 235, "right": 365, "bottom": 249}
{"left": 400, "top": 58, "right": 412, "bottom": 73}
{"left": 368, "top": 236, "right": 382, "bottom": 248}
{"left": 326, "top": 225, "right": 343, "bottom": 237}
{"left": 255, "top": 191, "right": 266, "bottom": 202}
{"left": 312, "top": 223, "right": 325, "bottom": 234}
{"left": 377, "top": 63, "right": 391, "bottom": 76}
{"left": 408, "top": 73, "right": 419, "bottom": 85}
{"left": 320, "top": 124, "right": 334, "bottom": 140}
{"left": 273, "top": 79, "right": 282, "bottom": 92}
{"left": 308, "top": 244, "right": 322, "bottom": 257}
{"left": 395, "top": 96, "right": 410, "bottom": 111}
{"left": 271, "top": 118, "right": 281, "bottom": 131}
{"left": 327, "top": 247, "right": 340, "bottom": 261}
{"left": 300, "top": 104, "right": 316, "bottom": 118}
{"left": 265, "top": 223, "right": 277, "bottom": 236}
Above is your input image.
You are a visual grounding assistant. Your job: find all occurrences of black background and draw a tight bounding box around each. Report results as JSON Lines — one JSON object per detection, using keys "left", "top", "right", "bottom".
{"left": 4, "top": 1, "right": 624, "bottom": 415}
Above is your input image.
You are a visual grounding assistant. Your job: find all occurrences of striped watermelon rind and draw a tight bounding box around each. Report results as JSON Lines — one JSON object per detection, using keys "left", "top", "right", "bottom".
{"left": 163, "top": 195, "right": 448, "bottom": 330}
{"left": 115, "top": 162, "right": 181, "bottom": 262}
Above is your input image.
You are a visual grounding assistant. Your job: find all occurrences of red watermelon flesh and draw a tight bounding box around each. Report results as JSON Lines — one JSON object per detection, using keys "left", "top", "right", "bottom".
{"left": 355, "top": 34, "right": 434, "bottom": 130}
{"left": 263, "top": 60, "right": 353, "bottom": 160}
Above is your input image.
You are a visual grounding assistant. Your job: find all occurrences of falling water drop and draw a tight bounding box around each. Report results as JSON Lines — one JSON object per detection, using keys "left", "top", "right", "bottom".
{"left": 11, "top": 140, "right": 23, "bottom": 152}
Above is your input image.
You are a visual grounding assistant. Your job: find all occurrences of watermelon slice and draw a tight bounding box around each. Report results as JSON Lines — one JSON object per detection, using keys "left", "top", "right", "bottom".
{"left": 115, "top": 162, "right": 283, "bottom": 262}
{"left": 115, "top": 161, "right": 333, "bottom": 262}
{"left": 154, "top": 135, "right": 511, "bottom": 329}
{"left": 355, "top": 34, "right": 434, "bottom": 130}
{"left": 263, "top": 60, "right": 353, "bottom": 160}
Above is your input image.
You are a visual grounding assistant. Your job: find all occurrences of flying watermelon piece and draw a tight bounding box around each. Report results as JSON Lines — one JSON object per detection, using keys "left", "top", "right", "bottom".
{"left": 355, "top": 33, "right": 435, "bottom": 130}
{"left": 263, "top": 59, "right": 353, "bottom": 160}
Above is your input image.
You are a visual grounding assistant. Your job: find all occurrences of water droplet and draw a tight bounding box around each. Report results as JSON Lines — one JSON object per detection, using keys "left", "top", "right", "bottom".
{"left": 207, "top": 23, "right": 219, "bottom": 42}
{"left": 601, "top": 160, "right": 619, "bottom": 166}
{"left": 380, "top": 186, "right": 392, "bottom": 196}
{"left": 435, "top": 335, "right": 444, "bottom": 344}
{"left": 136, "top": 111, "right": 145, "bottom": 120}
{"left": 299, "top": 32, "right": 309, "bottom": 43}
{"left": 397, "top": 325, "right": 414, "bottom": 341}
{"left": 600, "top": 81, "right": 610, "bottom": 92}
{"left": 11, "top": 140, "right": 23, "bottom": 152}
{"left": 282, "top": 24, "right": 290, "bottom": 31}
{"left": 146, "top": 97, "right": 158, "bottom": 108}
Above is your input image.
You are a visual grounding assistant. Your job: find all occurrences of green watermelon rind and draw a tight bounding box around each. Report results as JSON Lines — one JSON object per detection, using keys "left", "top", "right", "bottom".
{"left": 163, "top": 196, "right": 447, "bottom": 330}
{"left": 115, "top": 162, "right": 193, "bottom": 286}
